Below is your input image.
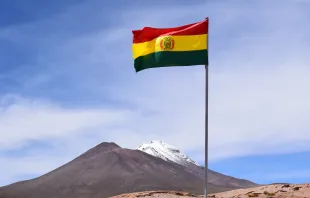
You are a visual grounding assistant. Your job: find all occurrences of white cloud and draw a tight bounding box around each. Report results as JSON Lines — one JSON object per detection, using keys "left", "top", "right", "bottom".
{"left": 0, "top": 95, "right": 132, "bottom": 150}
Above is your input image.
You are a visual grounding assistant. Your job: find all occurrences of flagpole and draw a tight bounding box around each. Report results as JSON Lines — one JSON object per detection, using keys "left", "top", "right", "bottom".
{"left": 204, "top": 17, "right": 209, "bottom": 198}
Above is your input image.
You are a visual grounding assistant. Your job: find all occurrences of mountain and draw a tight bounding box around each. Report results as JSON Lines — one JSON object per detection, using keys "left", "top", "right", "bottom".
{"left": 138, "top": 140, "right": 199, "bottom": 166}
{"left": 138, "top": 140, "right": 257, "bottom": 188}
{"left": 0, "top": 142, "right": 234, "bottom": 198}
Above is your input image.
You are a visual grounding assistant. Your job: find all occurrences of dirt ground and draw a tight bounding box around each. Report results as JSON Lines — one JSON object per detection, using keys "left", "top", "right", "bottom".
{"left": 210, "top": 183, "right": 310, "bottom": 198}
{"left": 111, "top": 184, "right": 310, "bottom": 198}
{"left": 111, "top": 191, "right": 202, "bottom": 198}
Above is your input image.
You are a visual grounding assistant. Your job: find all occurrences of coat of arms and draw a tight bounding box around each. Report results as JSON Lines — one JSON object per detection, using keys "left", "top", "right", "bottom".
{"left": 159, "top": 36, "right": 175, "bottom": 50}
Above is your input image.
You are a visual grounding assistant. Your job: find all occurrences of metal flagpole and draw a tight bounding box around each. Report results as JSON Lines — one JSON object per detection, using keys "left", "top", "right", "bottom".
{"left": 204, "top": 17, "right": 209, "bottom": 198}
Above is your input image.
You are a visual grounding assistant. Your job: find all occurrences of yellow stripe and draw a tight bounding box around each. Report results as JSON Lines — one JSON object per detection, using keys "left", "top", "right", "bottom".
{"left": 132, "top": 34, "right": 208, "bottom": 59}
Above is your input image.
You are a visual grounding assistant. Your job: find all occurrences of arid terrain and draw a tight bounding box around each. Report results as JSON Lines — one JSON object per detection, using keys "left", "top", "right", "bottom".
{"left": 112, "top": 184, "right": 310, "bottom": 198}
{"left": 211, "top": 183, "right": 310, "bottom": 198}
{"left": 111, "top": 191, "right": 203, "bottom": 198}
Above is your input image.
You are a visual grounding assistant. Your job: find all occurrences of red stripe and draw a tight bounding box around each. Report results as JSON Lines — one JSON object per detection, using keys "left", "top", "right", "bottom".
{"left": 132, "top": 19, "right": 208, "bottom": 44}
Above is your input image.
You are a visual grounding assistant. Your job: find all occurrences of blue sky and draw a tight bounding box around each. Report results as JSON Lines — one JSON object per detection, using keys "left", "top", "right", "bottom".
{"left": 1, "top": 0, "right": 310, "bottom": 186}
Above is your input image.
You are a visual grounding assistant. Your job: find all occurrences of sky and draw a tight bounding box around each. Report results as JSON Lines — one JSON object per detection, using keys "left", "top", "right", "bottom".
{"left": 0, "top": 0, "right": 310, "bottom": 186}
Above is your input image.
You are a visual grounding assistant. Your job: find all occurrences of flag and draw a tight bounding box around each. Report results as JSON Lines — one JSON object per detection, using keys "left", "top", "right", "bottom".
{"left": 132, "top": 18, "right": 208, "bottom": 72}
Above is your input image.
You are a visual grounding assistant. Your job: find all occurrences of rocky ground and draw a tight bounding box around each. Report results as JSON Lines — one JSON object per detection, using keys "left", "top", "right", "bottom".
{"left": 210, "top": 183, "right": 310, "bottom": 198}
{"left": 111, "top": 191, "right": 203, "bottom": 198}
{"left": 112, "top": 184, "right": 310, "bottom": 198}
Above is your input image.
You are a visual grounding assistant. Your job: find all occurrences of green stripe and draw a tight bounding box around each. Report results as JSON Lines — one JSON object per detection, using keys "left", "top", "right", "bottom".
{"left": 134, "top": 50, "right": 208, "bottom": 72}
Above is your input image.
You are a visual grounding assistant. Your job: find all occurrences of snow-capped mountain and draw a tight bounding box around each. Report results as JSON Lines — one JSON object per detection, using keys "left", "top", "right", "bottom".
{"left": 138, "top": 140, "right": 258, "bottom": 189}
{"left": 137, "top": 140, "right": 199, "bottom": 166}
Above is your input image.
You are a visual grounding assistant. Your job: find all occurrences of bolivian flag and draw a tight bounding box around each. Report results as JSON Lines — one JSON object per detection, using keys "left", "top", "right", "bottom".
{"left": 132, "top": 18, "right": 208, "bottom": 72}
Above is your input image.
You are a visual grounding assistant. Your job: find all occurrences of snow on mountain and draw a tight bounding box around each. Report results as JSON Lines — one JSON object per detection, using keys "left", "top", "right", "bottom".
{"left": 137, "top": 140, "right": 199, "bottom": 166}
{"left": 137, "top": 141, "right": 257, "bottom": 189}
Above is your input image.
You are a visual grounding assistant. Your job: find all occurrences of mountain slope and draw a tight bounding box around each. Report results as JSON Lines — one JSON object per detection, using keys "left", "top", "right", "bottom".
{"left": 138, "top": 140, "right": 257, "bottom": 188}
{"left": 0, "top": 142, "right": 231, "bottom": 198}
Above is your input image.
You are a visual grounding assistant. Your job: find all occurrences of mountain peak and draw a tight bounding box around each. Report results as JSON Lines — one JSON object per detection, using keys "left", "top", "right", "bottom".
{"left": 93, "top": 142, "right": 121, "bottom": 151}
{"left": 138, "top": 140, "right": 199, "bottom": 166}
{"left": 78, "top": 142, "right": 120, "bottom": 159}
